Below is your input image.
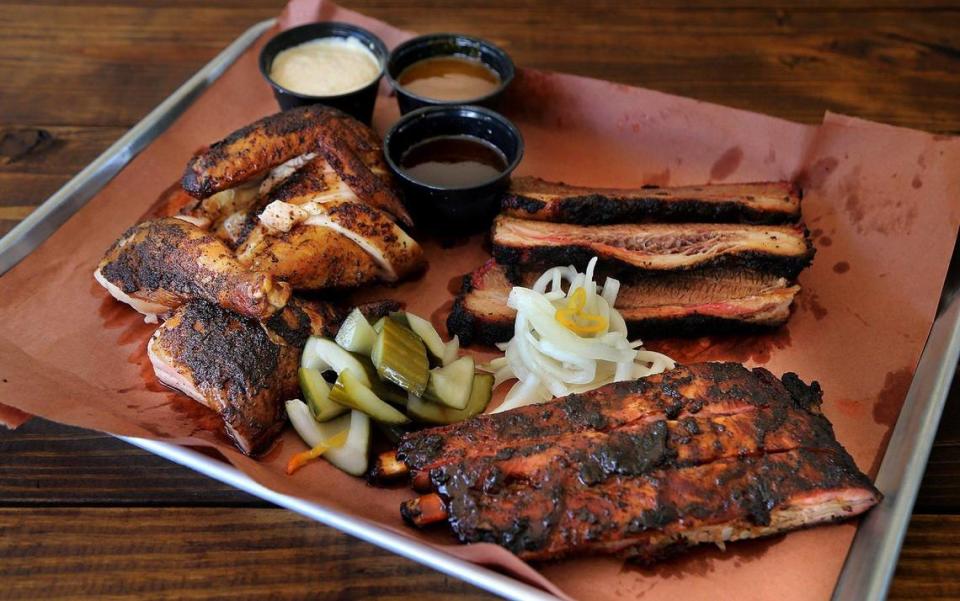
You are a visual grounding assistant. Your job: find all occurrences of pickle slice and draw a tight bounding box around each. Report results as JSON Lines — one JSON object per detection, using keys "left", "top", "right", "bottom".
{"left": 335, "top": 308, "right": 377, "bottom": 356}
{"left": 299, "top": 367, "right": 348, "bottom": 422}
{"left": 407, "top": 373, "right": 493, "bottom": 425}
{"left": 371, "top": 318, "right": 429, "bottom": 396}
{"left": 406, "top": 312, "right": 447, "bottom": 362}
{"left": 329, "top": 369, "right": 410, "bottom": 424}
{"left": 301, "top": 337, "right": 371, "bottom": 387}
{"left": 424, "top": 355, "right": 475, "bottom": 410}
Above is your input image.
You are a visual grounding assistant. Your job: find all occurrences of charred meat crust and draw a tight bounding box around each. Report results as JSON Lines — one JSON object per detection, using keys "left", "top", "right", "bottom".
{"left": 491, "top": 242, "right": 814, "bottom": 280}
{"left": 396, "top": 363, "right": 879, "bottom": 561}
{"left": 447, "top": 297, "right": 786, "bottom": 347}
{"left": 99, "top": 218, "right": 288, "bottom": 319}
{"left": 502, "top": 184, "right": 802, "bottom": 226}
{"left": 181, "top": 105, "right": 411, "bottom": 226}
{"left": 151, "top": 301, "right": 304, "bottom": 455}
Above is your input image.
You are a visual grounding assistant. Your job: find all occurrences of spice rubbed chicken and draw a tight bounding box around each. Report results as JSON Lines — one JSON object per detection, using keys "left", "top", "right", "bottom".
{"left": 95, "top": 104, "right": 421, "bottom": 454}
{"left": 390, "top": 363, "right": 880, "bottom": 562}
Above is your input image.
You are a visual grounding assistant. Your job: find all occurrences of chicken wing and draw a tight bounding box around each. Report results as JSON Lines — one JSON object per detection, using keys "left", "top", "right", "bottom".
{"left": 95, "top": 217, "right": 290, "bottom": 322}
{"left": 181, "top": 105, "right": 412, "bottom": 226}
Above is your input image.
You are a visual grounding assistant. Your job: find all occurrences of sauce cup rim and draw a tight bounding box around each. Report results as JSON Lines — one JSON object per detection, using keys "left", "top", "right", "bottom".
{"left": 384, "top": 104, "right": 524, "bottom": 192}
{"left": 259, "top": 21, "right": 388, "bottom": 101}
{"left": 385, "top": 32, "right": 516, "bottom": 108}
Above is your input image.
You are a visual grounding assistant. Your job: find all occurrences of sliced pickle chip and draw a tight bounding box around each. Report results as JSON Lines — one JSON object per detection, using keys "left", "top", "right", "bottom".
{"left": 329, "top": 369, "right": 410, "bottom": 425}
{"left": 424, "top": 355, "right": 475, "bottom": 410}
{"left": 335, "top": 308, "right": 377, "bottom": 356}
{"left": 371, "top": 318, "right": 429, "bottom": 396}
{"left": 407, "top": 373, "right": 493, "bottom": 425}
{"left": 299, "top": 367, "right": 348, "bottom": 422}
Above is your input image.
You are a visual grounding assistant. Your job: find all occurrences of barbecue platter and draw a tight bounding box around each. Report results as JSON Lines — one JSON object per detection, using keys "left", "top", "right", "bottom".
{"left": 91, "top": 23, "right": 881, "bottom": 575}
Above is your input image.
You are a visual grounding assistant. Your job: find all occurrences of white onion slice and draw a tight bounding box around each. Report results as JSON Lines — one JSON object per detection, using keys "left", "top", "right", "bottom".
{"left": 492, "top": 257, "right": 676, "bottom": 411}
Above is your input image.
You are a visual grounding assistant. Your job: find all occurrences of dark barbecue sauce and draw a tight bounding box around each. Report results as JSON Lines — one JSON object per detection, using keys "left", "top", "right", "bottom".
{"left": 399, "top": 135, "right": 508, "bottom": 188}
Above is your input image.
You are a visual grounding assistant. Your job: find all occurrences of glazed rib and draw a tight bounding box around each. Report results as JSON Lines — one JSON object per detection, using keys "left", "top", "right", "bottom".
{"left": 502, "top": 177, "right": 802, "bottom": 225}
{"left": 492, "top": 216, "right": 814, "bottom": 279}
{"left": 447, "top": 260, "right": 799, "bottom": 345}
{"left": 95, "top": 217, "right": 290, "bottom": 322}
{"left": 181, "top": 105, "right": 411, "bottom": 225}
{"left": 396, "top": 363, "right": 880, "bottom": 562}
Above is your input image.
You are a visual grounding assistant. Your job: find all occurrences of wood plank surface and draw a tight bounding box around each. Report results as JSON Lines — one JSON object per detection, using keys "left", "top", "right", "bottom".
{"left": 1, "top": 0, "right": 959, "bottom": 599}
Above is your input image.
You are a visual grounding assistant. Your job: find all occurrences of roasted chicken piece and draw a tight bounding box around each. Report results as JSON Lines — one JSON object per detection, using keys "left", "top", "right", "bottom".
{"left": 396, "top": 363, "right": 881, "bottom": 562}
{"left": 235, "top": 164, "right": 424, "bottom": 289}
{"left": 95, "top": 217, "right": 290, "bottom": 322}
{"left": 492, "top": 215, "right": 815, "bottom": 279}
{"left": 502, "top": 177, "right": 802, "bottom": 225}
{"left": 448, "top": 260, "right": 800, "bottom": 345}
{"left": 181, "top": 105, "right": 411, "bottom": 226}
{"left": 148, "top": 298, "right": 400, "bottom": 455}
{"left": 148, "top": 300, "right": 309, "bottom": 454}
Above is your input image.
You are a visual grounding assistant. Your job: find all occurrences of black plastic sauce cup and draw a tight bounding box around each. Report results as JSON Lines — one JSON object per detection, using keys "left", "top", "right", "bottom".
{"left": 384, "top": 105, "right": 523, "bottom": 232}
{"left": 386, "top": 33, "right": 515, "bottom": 115}
{"left": 259, "top": 22, "right": 388, "bottom": 124}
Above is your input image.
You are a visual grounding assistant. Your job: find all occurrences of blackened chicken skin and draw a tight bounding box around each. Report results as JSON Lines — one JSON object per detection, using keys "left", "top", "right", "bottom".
{"left": 502, "top": 177, "right": 802, "bottom": 225}
{"left": 492, "top": 216, "right": 815, "bottom": 279}
{"left": 94, "top": 217, "right": 290, "bottom": 322}
{"left": 147, "top": 297, "right": 400, "bottom": 455}
{"left": 148, "top": 300, "right": 310, "bottom": 455}
{"left": 447, "top": 260, "right": 800, "bottom": 346}
{"left": 181, "top": 105, "right": 411, "bottom": 225}
{"left": 396, "top": 363, "right": 880, "bottom": 562}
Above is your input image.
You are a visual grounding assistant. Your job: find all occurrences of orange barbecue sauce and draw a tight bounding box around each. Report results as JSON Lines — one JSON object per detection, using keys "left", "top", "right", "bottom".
{"left": 397, "top": 56, "right": 500, "bottom": 101}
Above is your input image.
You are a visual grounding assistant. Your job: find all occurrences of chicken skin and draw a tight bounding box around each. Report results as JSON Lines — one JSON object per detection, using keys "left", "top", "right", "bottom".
{"left": 95, "top": 217, "right": 290, "bottom": 322}
{"left": 148, "top": 298, "right": 400, "bottom": 454}
{"left": 148, "top": 300, "right": 310, "bottom": 454}
{"left": 181, "top": 105, "right": 411, "bottom": 226}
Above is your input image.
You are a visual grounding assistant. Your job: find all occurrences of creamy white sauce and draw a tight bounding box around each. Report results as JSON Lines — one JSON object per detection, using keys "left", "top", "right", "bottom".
{"left": 270, "top": 37, "right": 380, "bottom": 96}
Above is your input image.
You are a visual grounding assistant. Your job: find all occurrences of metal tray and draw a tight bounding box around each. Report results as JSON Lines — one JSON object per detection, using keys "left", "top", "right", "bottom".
{"left": 2, "top": 19, "right": 957, "bottom": 601}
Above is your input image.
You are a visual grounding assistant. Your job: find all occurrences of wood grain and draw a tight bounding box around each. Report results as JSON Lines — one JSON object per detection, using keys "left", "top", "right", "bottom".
{"left": 0, "top": 508, "right": 493, "bottom": 600}
{"left": 0, "top": 0, "right": 958, "bottom": 599}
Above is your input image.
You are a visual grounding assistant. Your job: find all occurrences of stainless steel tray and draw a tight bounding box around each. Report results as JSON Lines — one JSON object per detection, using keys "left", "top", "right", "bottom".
{"left": 1, "top": 18, "right": 957, "bottom": 601}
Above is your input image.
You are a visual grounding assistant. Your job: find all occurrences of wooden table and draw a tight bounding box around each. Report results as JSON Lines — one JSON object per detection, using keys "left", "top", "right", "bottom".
{"left": 2, "top": 1, "right": 959, "bottom": 598}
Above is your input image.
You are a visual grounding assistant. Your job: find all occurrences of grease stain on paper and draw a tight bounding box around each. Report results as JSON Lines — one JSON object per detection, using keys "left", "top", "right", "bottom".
{"left": 646, "top": 327, "right": 791, "bottom": 365}
{"left": 796, "top": 157, "right": 839, "bottom": 190}
{"left": 709, "top": 146, "right": 743, "bottom": 181}
{"left": 833, "top": 261, "right": 850, "bottom": 274}
{"left": 868, "top": 366, "right": 915, "bottom": 476}
{"left": 643, "top": 167, "right": 671, "bottom": 187}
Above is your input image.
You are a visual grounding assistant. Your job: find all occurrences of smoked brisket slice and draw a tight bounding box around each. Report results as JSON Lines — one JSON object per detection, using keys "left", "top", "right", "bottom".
{"left": 492, "top": 216, "right": 814, "bottom": 279}
{"left": 502, "top": 176, "right": 802, "bottom": 225}
{"left": 447, "top": 260, "right": 800, "bottom": 345}
{"left": 397, "top": 363, "right": 880, "bottom": 562}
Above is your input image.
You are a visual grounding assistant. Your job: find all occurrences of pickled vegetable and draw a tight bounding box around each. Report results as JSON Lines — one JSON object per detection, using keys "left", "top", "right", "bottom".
{"left": 424, "top": 355, "right": 475, "bottom": 409}
{"left": 285, "top": 400, "right": 351, "bottom": 447}
{"left": 323, "top": 410, "right": 371, "bottom": 476}
{"left": 299, "top": 367, "right": 348, "bottom": 422}
{"left": 406, "top": 312, "right": 446, "bottom": 361}
{"left": 329, "top": 369, "right": 410, "bottom": 424}
{"left": 371, "top": 318, "right": 429, "bottom": 396}
{"left": 335, "top": 308, "right": 377, "bottom": 355}
{"left": 407, "top": 373, "right": 493, "bottom": 424}
{"left": 301, "top": 336, "right": 371, "bottom": 387}
{"left": 353, "top": 354, "right": 408, "bottom": 406}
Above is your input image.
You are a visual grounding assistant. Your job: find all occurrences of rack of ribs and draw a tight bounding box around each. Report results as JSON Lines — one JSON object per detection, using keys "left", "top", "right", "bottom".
{"left": 389, "top": 362, "right": 880, "bottom": 563}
